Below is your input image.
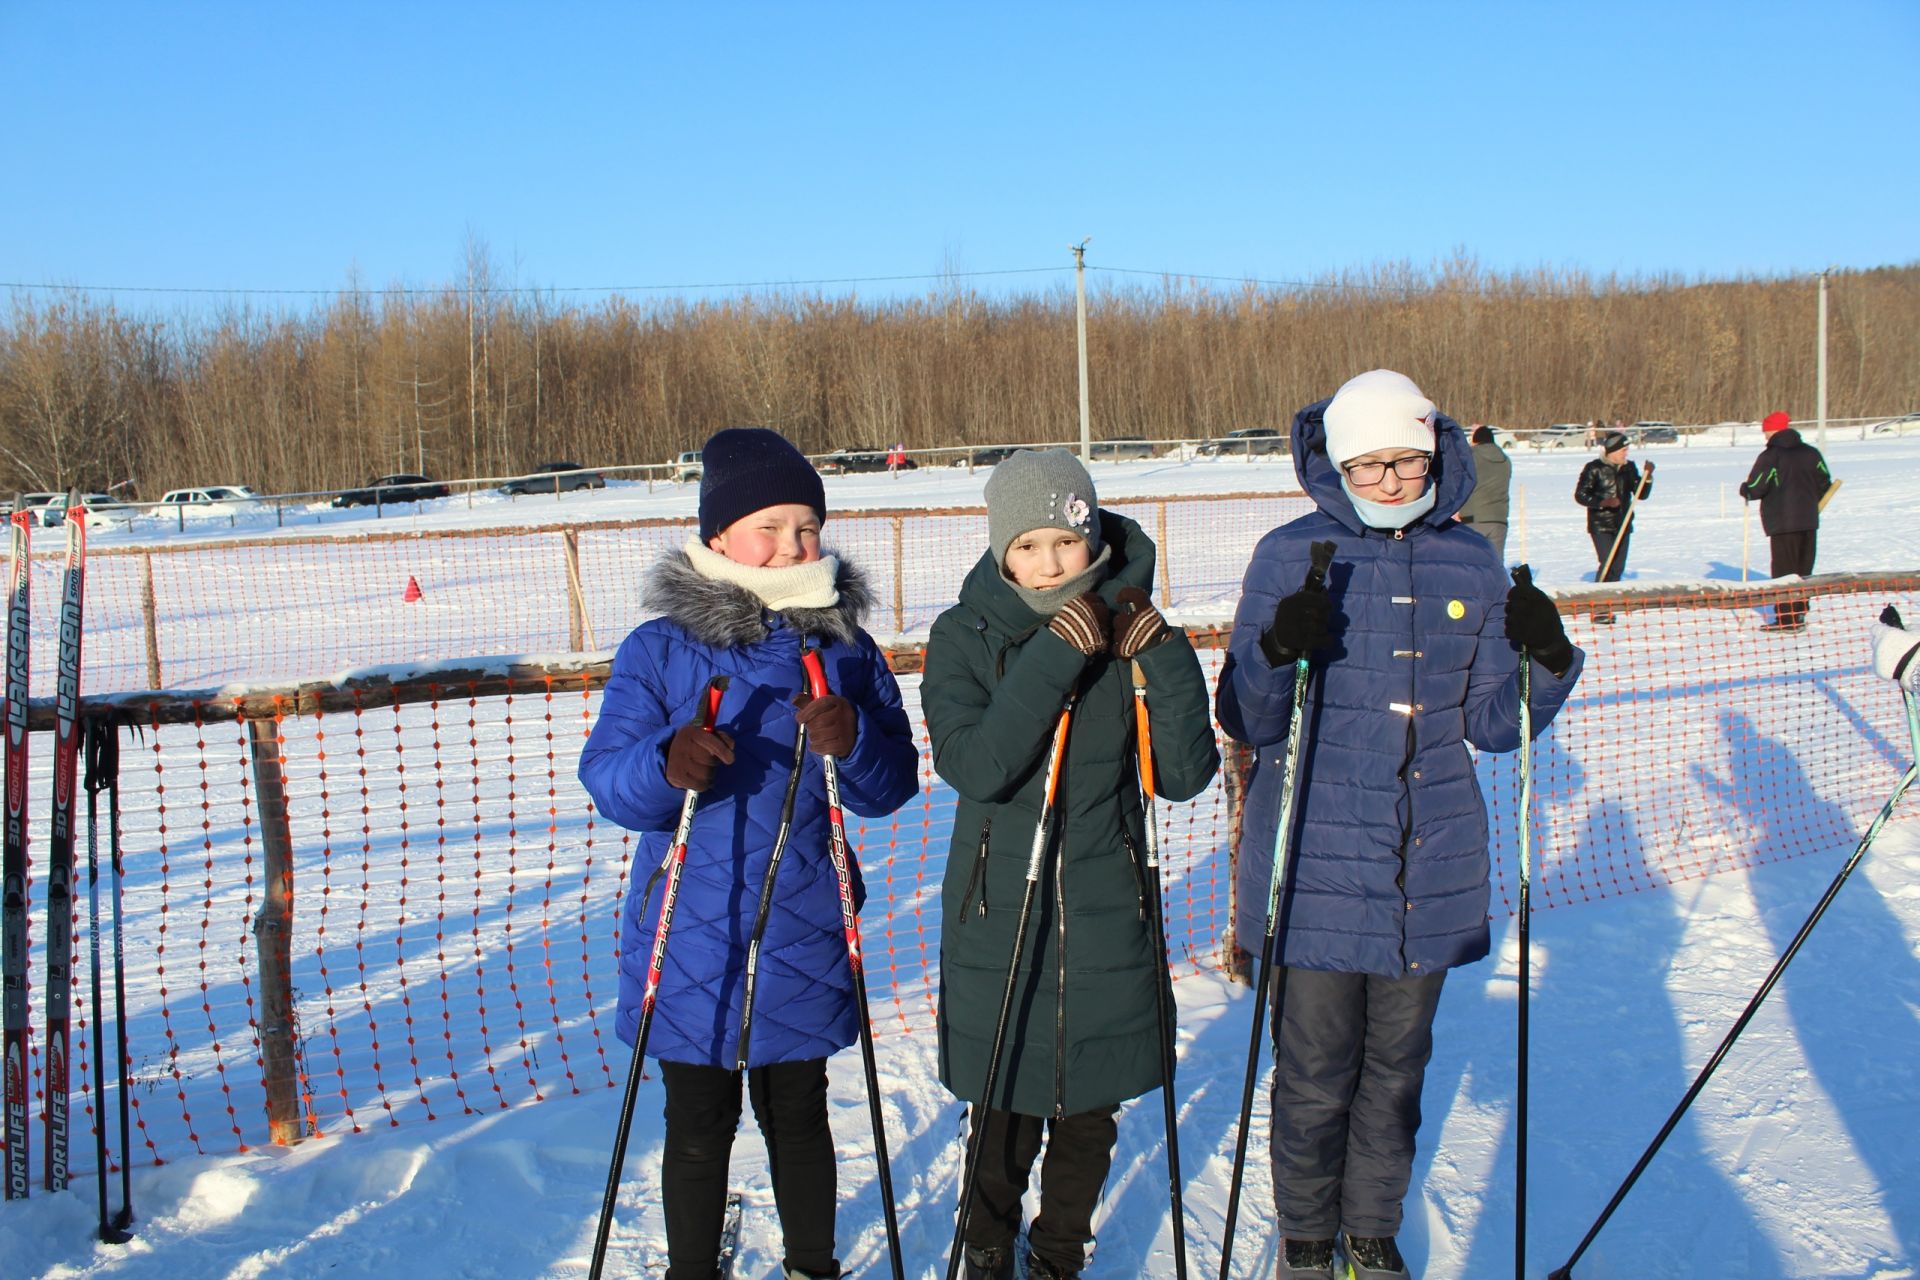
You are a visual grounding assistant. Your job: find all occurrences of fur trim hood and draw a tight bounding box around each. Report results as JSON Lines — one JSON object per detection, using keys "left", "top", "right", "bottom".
{"left": 643, "top": 549, "right": 877, "bottom": 648}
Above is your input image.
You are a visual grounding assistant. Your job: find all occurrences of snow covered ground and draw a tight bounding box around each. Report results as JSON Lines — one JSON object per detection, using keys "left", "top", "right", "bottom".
{"left": 3, "top": 429, "right": 1918, "bottom": 1278}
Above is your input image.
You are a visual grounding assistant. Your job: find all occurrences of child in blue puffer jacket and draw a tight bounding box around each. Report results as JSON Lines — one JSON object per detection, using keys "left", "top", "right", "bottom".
{"left": 1217, "top": 371, "right": 1586, "bottom": 1280}
{"left": 579, "top": 427, "right": 919, "bottom": 1280}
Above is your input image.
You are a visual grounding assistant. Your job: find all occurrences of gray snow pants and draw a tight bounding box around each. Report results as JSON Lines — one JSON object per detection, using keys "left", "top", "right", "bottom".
{"left": 1268, "top": 966, "right": 1448, "bottom": 1239}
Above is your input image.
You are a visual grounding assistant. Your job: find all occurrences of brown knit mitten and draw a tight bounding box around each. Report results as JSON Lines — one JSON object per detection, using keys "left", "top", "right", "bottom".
{"left": 1110, "top": 586, "right": 1169, "bottom": 659}
{"left": 1047, "top": 592, "right": 1111, "bottom": 657}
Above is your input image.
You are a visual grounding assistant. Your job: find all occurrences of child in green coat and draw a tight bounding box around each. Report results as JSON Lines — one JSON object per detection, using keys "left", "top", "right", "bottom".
{"left": 922, "top": 448, "right": 1220, "bottom": 1279}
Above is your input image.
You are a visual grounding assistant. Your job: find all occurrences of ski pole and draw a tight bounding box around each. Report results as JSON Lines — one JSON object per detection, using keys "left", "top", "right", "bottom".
{"left": 1218, "top": 538, "right": 1334, "bottom": 1280}
{"left": 734, "top": 679, "right": 815, "bottom": 1071}
{"left": 1549, "top": 680, "right": 1920, "bottom": 1280}
{"left": 800, "top": 647, "right": 905, "bottom": 1280}
{"left": 1597, "top": 465, "right": 1650, "bottom": 585}
{"left": 1131, "top": 660, "right": 1190, "bottom": 1280}
{"left": 4, "top": 507, "right": 32, "bottom": 1204}
{"left": 104, "top": 722, "right": 133, "bottom": 1233}
{"left": 587, "top": 675, "right": 728, "bottom": 1280}
{"left": 1510, "top": 565, "right": 1536, "bottom": 1280}
{"left": 83, "top": 718, "right": 132, "bottom": 1243}
{"left": 945, "top": 693, "right": 1077, "bottom": 1280}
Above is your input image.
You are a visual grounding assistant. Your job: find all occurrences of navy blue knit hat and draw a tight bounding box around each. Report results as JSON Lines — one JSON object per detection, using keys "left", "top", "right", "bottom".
{"left": 698, "top": 427, "right": 827, "bottom": 542}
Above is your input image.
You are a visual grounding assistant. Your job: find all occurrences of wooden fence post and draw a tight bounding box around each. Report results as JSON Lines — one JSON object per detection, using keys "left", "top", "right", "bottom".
{"left": 891, "top": 515, "right": 905, "bottom": 636}
{"left": 141, "top": 552, "right": 162, "bottom": 690}
{"left": 1156, "top": 501, "right": 1172, "bottom": 606}
{"left": 246, "top": 713, "right": 303, "bottom": 1145}
{"left": 563, "top": 528, "right": 593, "bottom": 651}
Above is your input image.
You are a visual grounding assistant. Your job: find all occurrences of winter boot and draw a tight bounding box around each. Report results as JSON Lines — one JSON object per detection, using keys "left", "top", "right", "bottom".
{"left": 1276, "top": 1237, "right": 1337, "bottom": 1280}
{"left": 1340, "top": 1233, "right": 1410, "bottom": 1279}
{"left": 961, "top": 1243, "right": 1016, "bottom": 1280}
{"left": 1025, "top": 1245, "right": 1081, "bottom": 1279}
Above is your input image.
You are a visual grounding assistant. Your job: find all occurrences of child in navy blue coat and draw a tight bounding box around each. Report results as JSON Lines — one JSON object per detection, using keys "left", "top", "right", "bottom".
{"left": 1218, "top": 372, "right": 1585, "bottom": 1279}
{"left": 580, "top": 427, "right": 919, "bottom": 1280}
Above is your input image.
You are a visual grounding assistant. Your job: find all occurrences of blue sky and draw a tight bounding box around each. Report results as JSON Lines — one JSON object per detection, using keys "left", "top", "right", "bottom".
{"left": 3, "top": 2, "right": 1914, "bottom": 306}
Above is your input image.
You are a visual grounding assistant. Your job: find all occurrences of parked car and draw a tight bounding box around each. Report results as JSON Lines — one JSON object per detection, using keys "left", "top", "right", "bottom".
{"left": 667, "top": 450, "right": 703, "bottom": 483}
{"left": 1530, "top": 423, "right": 1591, "bottom": 450}
{"left": 154, "top": 485, "right": 264, "bottom": 515}
{"left": 948, "top": 446, "right": 1024, "bottom": 468}
{"left": 70, "top": 493, "right": 137, "bottom": 527}
{"left": 499, "top": 462, "right": 607, "bottom": 496}
{"left": 816, "top": 447, "right": 917, "bottom": 475}
{"left": 1196, "top": 427, "right": 1287, "bottom": 457}
{"left": 1091, "top": 437, "right": 1157, "bottom": 460}
{"left": 1869, "top": 411, "right": 1920, "bottom": 436}
{"left": 15, "top": 492, "right": 65, "bottom": 525}
{"left": 332, "top": 474, "right": 452, "bottom": 508}
{"left": 1630, "top": 421, "right": 1680, "bottom": 444}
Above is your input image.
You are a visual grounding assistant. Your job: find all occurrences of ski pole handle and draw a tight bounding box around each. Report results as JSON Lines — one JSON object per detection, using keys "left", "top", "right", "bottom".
{"left": 1024, "top": 697, "right": 1076, "bottom": 883}
{"left": 800, "top": 648, "right": 864, "bottom": 974}
{"left": 1131, "top": 663, "right": 1155, "bottom": 804}
{"left": 1304, "top": 538, "right": 1336, "bottom": 593}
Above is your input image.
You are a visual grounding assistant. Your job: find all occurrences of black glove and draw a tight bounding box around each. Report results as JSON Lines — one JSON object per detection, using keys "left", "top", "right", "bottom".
{"left": 794, "top": 692, "right": 857, "bottom": 757}
{"left": 665, "top": 722, "right": 735, "bottom": 792}
{"left": 1505, "top": 572, "right": 1574, "bottom": 678}
{"left": 1260, "top": 588, "right": 1332, "bottom": 667}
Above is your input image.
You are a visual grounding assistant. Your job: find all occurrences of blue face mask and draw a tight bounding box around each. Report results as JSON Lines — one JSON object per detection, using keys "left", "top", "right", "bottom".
{"left": 1339, "top": 474, "right": 1437, "bottom": 529}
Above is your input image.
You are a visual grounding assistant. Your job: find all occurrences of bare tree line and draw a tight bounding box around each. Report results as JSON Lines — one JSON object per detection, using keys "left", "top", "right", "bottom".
{"left": 2, "top": 253, "right": 1914, "bottom": 497}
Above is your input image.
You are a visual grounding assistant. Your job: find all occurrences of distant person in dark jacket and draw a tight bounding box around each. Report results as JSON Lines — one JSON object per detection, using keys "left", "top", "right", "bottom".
{"left": 1455, "top": 424, "right": 1512, "bottom": 561}
{"left": 1574, "top": 432, "right": 1654, "bottom": 613}
{"left": 1740, "top": 411, "right": 1833, "bottom": 630}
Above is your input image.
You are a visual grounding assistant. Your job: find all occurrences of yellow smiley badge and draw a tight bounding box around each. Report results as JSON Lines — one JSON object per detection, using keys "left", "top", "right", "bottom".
{"left": 1447, "top": 599, "right": 1466, "bottom": 620}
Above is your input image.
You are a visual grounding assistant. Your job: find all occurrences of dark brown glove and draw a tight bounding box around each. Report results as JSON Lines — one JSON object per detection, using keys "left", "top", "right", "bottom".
{"left": 1599, "top": 497, "right": 1623, "bottom": 509}
{"left": 665, "top": 722, "right": 735, "bottom": 792}
{"left": 1047, "top": 592, "right": 1111, "bottom": 657}
{"left": 1111, "top": 586, "right": 1170, "bottom": 660}
{"left": 794, "top": 693, "right": 858, "bottom": 757}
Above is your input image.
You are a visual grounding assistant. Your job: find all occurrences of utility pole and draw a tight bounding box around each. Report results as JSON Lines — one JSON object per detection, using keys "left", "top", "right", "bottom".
{"left": 1816, "top": 267, "right": 1830, "bottom": 448}
{"left": 1073, "top": 238, "right": 1092, "bottom": 463}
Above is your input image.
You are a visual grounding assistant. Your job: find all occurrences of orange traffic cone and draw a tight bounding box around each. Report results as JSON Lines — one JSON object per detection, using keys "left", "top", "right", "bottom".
{"left": 403, "top": 574, "right": 422, "bottom": 603}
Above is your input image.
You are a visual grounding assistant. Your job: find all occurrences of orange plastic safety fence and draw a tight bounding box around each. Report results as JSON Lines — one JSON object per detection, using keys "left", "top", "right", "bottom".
{"left": 3, "top": 574, "right": 1915, "bottom": 1176}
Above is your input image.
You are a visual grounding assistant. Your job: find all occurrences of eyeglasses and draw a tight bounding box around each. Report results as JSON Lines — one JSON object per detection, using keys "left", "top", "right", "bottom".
{"left": 1342, "top": 454, "right": 1432, "bottom": 486}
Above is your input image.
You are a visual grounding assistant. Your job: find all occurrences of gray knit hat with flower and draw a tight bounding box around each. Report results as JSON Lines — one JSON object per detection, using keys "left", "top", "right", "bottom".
{"left": 983, "top": 447, "right": 1102, "bottom": 567}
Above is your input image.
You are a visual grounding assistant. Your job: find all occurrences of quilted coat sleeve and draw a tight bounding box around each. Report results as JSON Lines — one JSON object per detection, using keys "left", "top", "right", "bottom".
{"left": 922, "top": 608, "right": 1088, "bottom": 804}
{"left": 1461, "top": 567, "right": 1585, "bottom": 753}
{"left": 1133, "top": 629, "right": 1220, "bottom": 803}
{"left": 578, "top": 629, "right": 690, "bottom": 832}
{"left": 1216, "top": 529, "right": 1305, "bottom": 748}
{"left": 833, "top": 635, "right": 921, "bottom": 818}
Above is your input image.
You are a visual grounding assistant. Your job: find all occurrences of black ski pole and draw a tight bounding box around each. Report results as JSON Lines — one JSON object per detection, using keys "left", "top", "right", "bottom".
{"left": 734, "top": 687, "right": 815, "bottom": 1071}
{"left": 1549, "top": 680, "right": 1920, "bottom": 1280}
{"left": 105, "top": 722, "right": 133, "bottom": 1233}
{"left": 801, "top": 647, "right": 904, "bottom": 1280}
{"left": 944, "top": 693, "right": 1077, "bottom": 1280}
{"left": 1218, "top": 538, "right": 1334, "bottom": 1280}
{"left": 1131, "top": 660, "right": 1190, "bottom": 1280}
{"left": 84, "top": 718, "right": 132, "bottom": 1243}
{"left": 587, "top": 675, "right": 727, "bottom": 1280}
{"left": 1510, "top": 565, "right": 1536, "bottom": 1280}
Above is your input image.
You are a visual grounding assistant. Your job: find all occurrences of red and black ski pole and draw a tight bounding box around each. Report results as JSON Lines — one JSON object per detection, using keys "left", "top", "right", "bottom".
{"left": 587, "top": 674, "right": 727, "bottom": 1280}
{"left": 83, "top": 716, "right": 132, "bottom": 1243}
{"left": 945, "top": 692, "right": 1077, "bottom": 1280}
{"left": 801, "top": 646, "right": 905, "bottom": 1280}
{"left": 1511, "top": 564, "right": 1537, "bottom": 1280}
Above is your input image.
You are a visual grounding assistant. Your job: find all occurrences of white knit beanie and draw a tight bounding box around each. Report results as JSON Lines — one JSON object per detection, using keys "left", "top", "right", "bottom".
{"left": 1322, "top": 369, "right": 1439, "bottom": 465}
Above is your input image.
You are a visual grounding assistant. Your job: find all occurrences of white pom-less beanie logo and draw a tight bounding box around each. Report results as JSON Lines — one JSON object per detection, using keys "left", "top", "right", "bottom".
{"left": 1322, "top": 369, "right": 1438, "bottom": 465}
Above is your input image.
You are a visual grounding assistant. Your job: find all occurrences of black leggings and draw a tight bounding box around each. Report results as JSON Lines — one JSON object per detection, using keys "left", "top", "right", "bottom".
{"left": 962, "top": 1103, "right": 1121, "bottom": 1273}
{"left": 660, "top": 1058, "right": 836, "bottom": 1279}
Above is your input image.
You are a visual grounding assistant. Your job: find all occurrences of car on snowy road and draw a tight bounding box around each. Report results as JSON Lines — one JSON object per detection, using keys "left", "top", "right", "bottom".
{"left": 1196, "top": 427, "right": 1287, "bottom": 457}
{"left": 332, "top": 474, "right": 452, "bottom": 508}
{"left": 498, "top": 462, "right": 607, "bottom": 496}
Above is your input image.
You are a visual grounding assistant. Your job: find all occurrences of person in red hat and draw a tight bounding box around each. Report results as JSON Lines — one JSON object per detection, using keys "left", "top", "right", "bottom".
{"left": 1739, "top": 412, "right": 1834, "bottom": 630}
